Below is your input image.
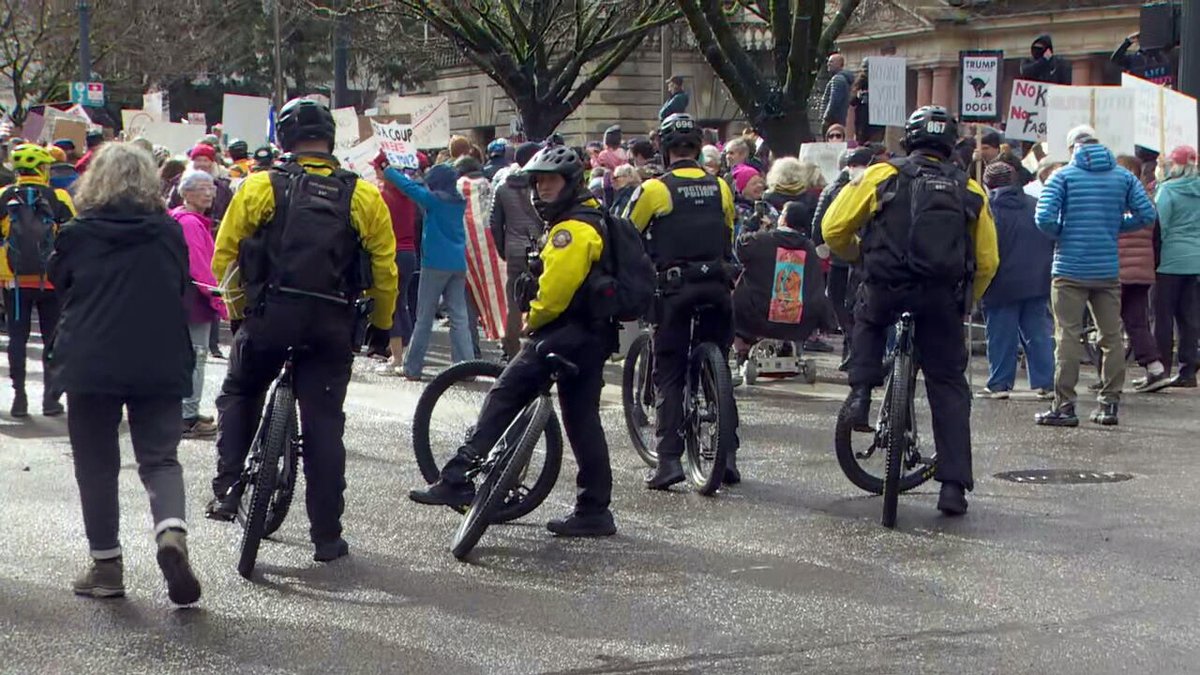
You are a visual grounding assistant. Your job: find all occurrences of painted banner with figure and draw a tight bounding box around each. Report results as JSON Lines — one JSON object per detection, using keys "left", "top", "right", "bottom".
{"left": 458, "top": 176, "right": 508, "bottom": 341}
{"left": 768, "top": 248, "right": 807, "bottom": 325}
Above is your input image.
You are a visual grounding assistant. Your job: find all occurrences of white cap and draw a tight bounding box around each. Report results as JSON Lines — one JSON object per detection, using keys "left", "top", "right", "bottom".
{"left": 1066, "top": 124, "right": 1098, "bottom": 147}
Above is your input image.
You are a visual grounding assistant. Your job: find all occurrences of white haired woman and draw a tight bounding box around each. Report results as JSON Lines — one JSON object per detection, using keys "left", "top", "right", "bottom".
{"left": 48, "top": 142, "right": 201, "bottom": 604}
{"left": 764, "top": 157, "right": 825, "bottom": 226}
{"left": 700, "top": 144, "right": 722, "bottom": 176}
{"left": 610, "top": 163, "right": 641, "bottom": 216}
{"left": 170, "top": 170, "right": 227, "bottom": 438}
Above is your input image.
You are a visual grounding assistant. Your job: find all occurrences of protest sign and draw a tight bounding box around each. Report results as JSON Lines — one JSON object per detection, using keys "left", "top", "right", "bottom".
{"left": 221, "top": 94, "right": 271, "bottom": 147}
{"left": 17, "top": 112, "right": 44, "bottom": 143}
{"left": 187, "top": 112, "right": 207, "bottom": 127}
{"left": 142, "top": 92, "right": 165, "bottom": 123}
{"left": 140, "top": 121, "right": 206, "bottom": 155}
{"left": 959, "top": 51, "right": 1003, "bottom": 122}
{"left": 868, "top": 57, "right": 907, "bottom": 127}
{"left": 799, "top": 142, "right": 848, "bottom": 184}
{"left": 333, "top": 106, "right": 360, "bottom": 153}
{"left": 122, "top": 109, "right": 157, "bottom": 138}
{"left": 1163, "top": 87, "right": 1199, "bottom": 154}
{"left": 371, "top": 120, "right": 419, "bottom": 169}
{"left": 1123, "top": 73, "right": 1165, "bottom": 152}
{"left": 358, "top": 114, "right": 409, "bottom": 146}
{"left": 1006, "top": 79, "right": 1049, "bottom": 142}
{"left": 388, "top": 95, "right": 450, "bottom": 149}
{"left": 337, "top": 136, "right": 381, "bottom": 184}
{"left": 48, "top": 119, "right": 87, "bottom": 150}
{"left": 1045, "top": 86, "right": 1136, "bottom": 161}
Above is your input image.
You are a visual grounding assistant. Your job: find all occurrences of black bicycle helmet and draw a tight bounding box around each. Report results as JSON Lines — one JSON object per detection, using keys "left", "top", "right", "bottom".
{"left": 227, "top": 139, "right": 249, "bottom": 160}
{"left": 659, "top": 113, "right": 702, "bottom": 157}
{"left": 902, "top": 106, "right": 958, "bottom": 156}
{"left": 523, "top": 145, "right": 587, "bottom": 221}
{"left": 276, "top": 97, "right": 335, "bottom": 152}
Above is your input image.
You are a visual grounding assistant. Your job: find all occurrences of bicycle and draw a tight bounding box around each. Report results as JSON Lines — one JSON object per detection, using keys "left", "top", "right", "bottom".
{"left": 450, "top": 352, "right": 577, "bottom": 560}
{"left": 834, "top": 312, "right": 937, "bottom": 528}
{"left": 411, "top": 359, "right": 563, "bottom": 523}
{"left": 237, "top": 348, "right": 302, "bottom": 579}
{"left": 622, "top": 308, "right": 737, "bottom": 495}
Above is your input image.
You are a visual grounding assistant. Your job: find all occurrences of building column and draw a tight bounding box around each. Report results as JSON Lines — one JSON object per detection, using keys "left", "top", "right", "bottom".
{"left": 932, "top": 66, "right": 955, "bottom": 111}
{"left": 917, "top": 68, "right": 934, "bottom": 107}
{"left": 1071, "top": 57, "right": 1092, "bottom": 86}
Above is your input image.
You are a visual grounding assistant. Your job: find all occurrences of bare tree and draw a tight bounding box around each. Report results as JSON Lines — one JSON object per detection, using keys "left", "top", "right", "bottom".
{"left": 676, "top": 0, "right": 862, "bottom": 155}
{"left": 315, "top": 0, "right": 680, "bottom": 140}
{"left": 0, "top": 0, "right": 80, "bottom": 125}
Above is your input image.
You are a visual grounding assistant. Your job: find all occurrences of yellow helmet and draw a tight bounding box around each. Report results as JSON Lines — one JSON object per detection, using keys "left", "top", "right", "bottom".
{"left": 11, "top": 143, "right": 55, "bottom": 173}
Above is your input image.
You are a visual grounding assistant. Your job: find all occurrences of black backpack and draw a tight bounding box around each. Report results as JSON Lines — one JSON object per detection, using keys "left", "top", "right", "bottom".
{"left": 238, "top": 163, "right": 372, "bottom": 306}
{"left": 3, "top": 184, "right": 69, "bottom": 278}
{"left": 577, "top": 207, "right": 657, "bottom": 323}
{"left": 865, "top": 158, "right": 972, "bottom": 283}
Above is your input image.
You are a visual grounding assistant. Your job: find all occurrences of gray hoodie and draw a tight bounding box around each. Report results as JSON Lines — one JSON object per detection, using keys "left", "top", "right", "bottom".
{"left": 488, "top": 170, "right": 544, "bottom": 268}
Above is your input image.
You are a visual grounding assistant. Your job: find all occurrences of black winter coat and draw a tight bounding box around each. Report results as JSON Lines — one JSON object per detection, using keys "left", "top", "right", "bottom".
{"left": 48, "top": 208, "right": 194, "bottom": 397}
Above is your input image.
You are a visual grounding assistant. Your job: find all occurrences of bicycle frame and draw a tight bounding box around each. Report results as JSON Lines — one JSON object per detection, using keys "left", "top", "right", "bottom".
{"left": 877, "top": 313, "right": 922, "bottom": 470}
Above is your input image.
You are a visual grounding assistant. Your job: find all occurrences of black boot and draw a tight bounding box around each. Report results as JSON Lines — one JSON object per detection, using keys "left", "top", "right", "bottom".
{"left": 645, "top": 456, "right": 685, "bottom": 490}
{"left": 937, "top": 482, "right": 968, "bottom": 516}
{"left": 409, "top": 446, "right": 478, "bottom": 506}
{"left": 546, "top": 510, "right": 616, "bottom": 537}
{"left": 724, "top": 453, "right": 741, "bottom": 485}
{"left": 1035, "top": 402, "right": 1079, "bottom": 427}
{"left": 42, "top": 393, "right": 64, "bottom": 417}
{"left": 1089, "top": 402, "right": 1119, "bottom": 426}
{"left": 10, "top": 388, "right": 28, "bottom": 418}
{"left": 840, "top": 386, "right": 872, "bottom": 432}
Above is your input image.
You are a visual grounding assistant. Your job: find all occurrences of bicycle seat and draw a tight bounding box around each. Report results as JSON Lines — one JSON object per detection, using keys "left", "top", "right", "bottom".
{"left": 544, "top": 353, "right": 579, "bottom": 377}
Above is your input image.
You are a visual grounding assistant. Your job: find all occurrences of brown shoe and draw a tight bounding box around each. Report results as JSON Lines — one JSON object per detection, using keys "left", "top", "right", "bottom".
{"left": 73, "top": 557, "right": 125, "bottom": 598}
{"left": 156, "top": 529, "right": 201, "bottom": 605}
{"left": 182, "top": 418, "right": 218, "bottom": 439}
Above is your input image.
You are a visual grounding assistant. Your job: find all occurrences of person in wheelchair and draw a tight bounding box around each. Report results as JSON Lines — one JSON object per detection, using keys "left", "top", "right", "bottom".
{"left": 732, "top": 201, "right": 831, "bottom": 376}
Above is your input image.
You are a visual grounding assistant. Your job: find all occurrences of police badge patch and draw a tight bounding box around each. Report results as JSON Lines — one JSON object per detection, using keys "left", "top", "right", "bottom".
{"left": 552, "top": 229, "right": 573, "bottom": 248}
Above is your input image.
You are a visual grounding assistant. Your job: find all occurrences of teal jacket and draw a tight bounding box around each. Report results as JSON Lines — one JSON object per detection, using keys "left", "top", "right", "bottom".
{"left": 1156, "top": 174, "right": 1200, "bottom": 275}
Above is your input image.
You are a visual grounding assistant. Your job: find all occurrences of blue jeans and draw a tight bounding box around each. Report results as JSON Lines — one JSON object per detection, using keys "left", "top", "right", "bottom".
{"left": 983, "top": 298, "right": 1055, "bottom": 392}
{"left": 404, "top": 267, "right": 474, "bottom": 377}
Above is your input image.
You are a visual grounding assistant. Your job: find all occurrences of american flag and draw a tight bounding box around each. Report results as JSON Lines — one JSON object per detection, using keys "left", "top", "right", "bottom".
{"left": 458, "top": 176, "right": 509, "bottom": 341}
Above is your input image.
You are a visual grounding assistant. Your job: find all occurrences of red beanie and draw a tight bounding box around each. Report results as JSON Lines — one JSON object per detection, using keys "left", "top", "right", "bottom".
{"left": 189, "top": 144, "right": 217, "bottom": 162}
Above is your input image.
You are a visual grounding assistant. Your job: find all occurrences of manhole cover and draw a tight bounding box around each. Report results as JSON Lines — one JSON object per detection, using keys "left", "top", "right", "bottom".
{"left": 994, "top": 469, "right": 1135, "bottom": 484}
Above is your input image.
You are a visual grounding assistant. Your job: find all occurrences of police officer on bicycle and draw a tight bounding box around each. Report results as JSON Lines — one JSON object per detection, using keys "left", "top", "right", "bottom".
{"left": 821, "top": 106, "right": 998, "bottom": 516}
{"left": 207, "top": 98, "right": 398, "bottom": 562}
{"left": 624, "top": 113, "right": 739, "bottom": 489}
{"left": 408, "top": 145, "right": 619, "bottom": 538}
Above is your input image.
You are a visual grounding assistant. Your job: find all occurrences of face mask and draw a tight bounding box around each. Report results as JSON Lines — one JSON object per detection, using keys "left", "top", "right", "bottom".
{"left": 848, "top": 166, "right": 867, "bottom": 182}
{"left": 1032, "top": 45, "right": 1047, "bottom": 60}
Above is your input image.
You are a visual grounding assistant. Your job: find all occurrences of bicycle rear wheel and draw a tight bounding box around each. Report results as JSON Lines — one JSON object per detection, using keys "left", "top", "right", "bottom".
{"left": 881, "top": 352, "right": 913, "bottom": 529}
{"left": 451, "top": 397, "right": 552, "bottom": 560}
{"left": 238, "top": 384, "right": 292, "bottom": 578}
{"left": 262, "top": 406, "right": 299, "bottom": 538}
{"left": 684, "top": 342, "right": 735, "bottom": 496}
{"left": 412, "top": 359, "right": 562, "bottom": 522}
{"left": 621, "top": 333, "right": 658, "bottom": 468}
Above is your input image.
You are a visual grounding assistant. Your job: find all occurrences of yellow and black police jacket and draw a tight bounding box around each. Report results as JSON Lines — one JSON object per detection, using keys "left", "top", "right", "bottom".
{"left": 525, "top": 198, "right": 608, "bottom": 332}
{"left": 624, "top": 161, "right": 736, "bottom": 265}
{"left": 820, "top": 159, "right": 999, "bottom": 302}
{"left": 212, "top": 154, "right": 398, "bottom": 327}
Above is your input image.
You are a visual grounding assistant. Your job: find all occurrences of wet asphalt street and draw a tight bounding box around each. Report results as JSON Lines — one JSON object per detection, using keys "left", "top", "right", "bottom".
{"left": 2, "top": 330, "right": 1200, "bottom": 674}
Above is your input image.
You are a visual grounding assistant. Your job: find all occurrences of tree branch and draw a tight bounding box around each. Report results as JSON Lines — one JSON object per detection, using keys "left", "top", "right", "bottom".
{"left": 818, "top": 0, "right": 861, "bottom": 56}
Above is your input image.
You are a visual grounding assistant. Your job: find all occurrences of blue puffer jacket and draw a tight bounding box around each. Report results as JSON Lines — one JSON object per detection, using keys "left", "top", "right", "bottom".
{"left": 384, "top": 165, "right": 467, "bottom": 272}
{"left": 982, "top": 186, "right": 1055, "bottom": 307}
{"left": 1035, "top": 143, "right": 1157, "bottom": 280}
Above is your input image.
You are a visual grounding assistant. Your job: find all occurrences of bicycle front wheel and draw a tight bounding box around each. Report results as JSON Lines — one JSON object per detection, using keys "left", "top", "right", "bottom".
{"left": 684, "top": 342, "right": 736, "bottom": 496}
{"left": 451, "top": 397, "right": 552, "bottom": 560}
{"left": 412, "top": 359, "right": 563, "bottom": 522}
{"left": 237, "top": 385, "right": 292, "bottom": 578}
{"left": 621, "top": 333, "right": 658, "bottom": 468}
{"left": 881, "top": 352, "right": 913, "bottom": 529}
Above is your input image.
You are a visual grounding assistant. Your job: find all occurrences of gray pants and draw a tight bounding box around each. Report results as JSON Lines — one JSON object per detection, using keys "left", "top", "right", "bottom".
{"left": 183, "top": 323, "right": 210, "bottom": 420}
{"left": 68, "top": 394, "right": 187, "bottom": 559}
{"left": 1050, "top": 277, "right": 1125, "bottom": 406}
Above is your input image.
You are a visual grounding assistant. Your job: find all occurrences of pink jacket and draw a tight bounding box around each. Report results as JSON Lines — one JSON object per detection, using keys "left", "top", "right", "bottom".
{"left": 169, "top": 206, "right": 227, "bottom": 322}
{"left": 594, "top": 147, "right": 628, "bottom": 171}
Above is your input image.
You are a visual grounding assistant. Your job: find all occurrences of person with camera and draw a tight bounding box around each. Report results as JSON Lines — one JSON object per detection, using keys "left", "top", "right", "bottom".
{"left": 822, "top": 106, "right": 999, "bottom": 516}
{"left": 205, "top": 98, "right": 398, "bottom": 563}
{"left": 625, "top": 113, "right": 739, "bottom": 489}
{"left": 409, "top": 145, "right": 619, "bottom": 538}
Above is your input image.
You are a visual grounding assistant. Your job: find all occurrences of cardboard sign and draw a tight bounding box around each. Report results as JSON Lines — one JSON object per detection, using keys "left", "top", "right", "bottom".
{"left": 370, "top": 120, "right": 418, "bottom": 169}
{"left": 140, "top": 121, "right": 206, "bottom": 155}
{"left": 868, "top": 57, "right": 907, "bottom": 127}
{"left": 48, "top": 119, "right": 87, "bottom": 150}
{"left": 798, "top": 142, "right": 848, "bottom": 185}
{"left": 388, "top": 95, "right": 450, "bottom": 149}
{"left": 122, "top": 109, "right": 157, "bottom": 138}
{"left": 18, "top": 112, "right": 45, "bottom": 143}
{"left": 1006, "top": 79, "right": 1049, "bottom": 142}
{"left": 221, "top": 94, "right": 272, "bottom": 147}
{"left": 1123, "top": 73, "right": 1165, "bottom": 152}
{"left": 333, "top": 106, "right": 360, "bottom": 153}
{"left": 1163, "top": 87, "right": 1199, "bottom": 155}
{"left": 959, "top": 51, "right": 1003, "bottom": 122}
{"left": 1045, "top": 86, "right": 1136, "bottom": 161}
{"left": 337, "top": 136, "right": 381, "bottom": 184}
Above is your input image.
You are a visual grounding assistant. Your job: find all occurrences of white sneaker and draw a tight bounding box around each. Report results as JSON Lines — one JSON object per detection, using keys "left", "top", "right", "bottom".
{"left": 375, "top": 363, "right": 403, "bottom": 376}
{"left": 975, "top": 387, "right": 1010, "bottom": 399}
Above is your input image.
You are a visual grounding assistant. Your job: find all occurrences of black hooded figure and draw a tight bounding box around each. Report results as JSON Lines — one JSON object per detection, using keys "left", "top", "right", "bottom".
{"left": 1019, "top": 34, "right": 1073, "bottom": 85}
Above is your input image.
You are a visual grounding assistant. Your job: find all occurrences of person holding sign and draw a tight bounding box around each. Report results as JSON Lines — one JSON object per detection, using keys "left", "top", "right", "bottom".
{"left": 1033, "top": 126, "right": 1157, "bottom": 428}
{"left": 823, "top": 106, "right": 999, "bottom": 516}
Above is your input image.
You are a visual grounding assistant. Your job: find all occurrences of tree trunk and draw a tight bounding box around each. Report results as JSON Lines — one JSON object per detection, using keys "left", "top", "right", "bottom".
{"left": 516, "top": 98, "right": 571, "bottom": 142}
{"left": 757, "top": 111, "right": 815, "bottom": 158}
